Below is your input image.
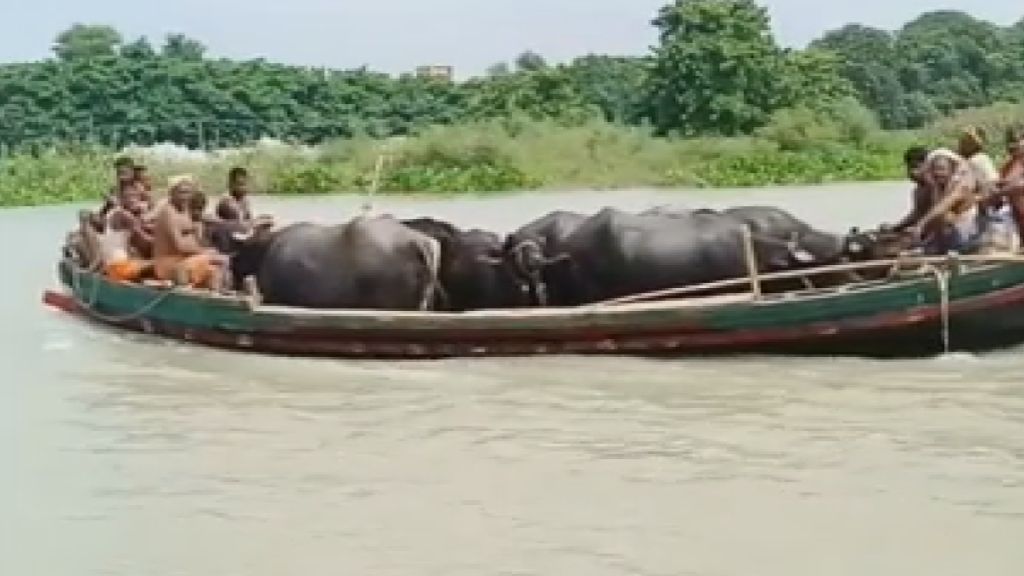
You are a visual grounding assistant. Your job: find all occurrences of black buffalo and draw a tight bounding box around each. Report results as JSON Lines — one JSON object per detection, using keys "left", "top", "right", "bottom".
{"left": 501, "top": 210, "right": 589, "bottom": 305}
{"left": 536, "top": 207, "right": 856, "bottom": 305}
{"left": 401, "top": 217, "right": 530, "bottom": 311}
{"left": 220, "top": 215, "right": 443, "bottom": 310}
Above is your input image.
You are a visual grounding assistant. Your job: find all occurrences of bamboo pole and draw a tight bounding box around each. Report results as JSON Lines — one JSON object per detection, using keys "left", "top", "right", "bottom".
{"left": 362, "top": 153, "right": 387, "bottom": 215}
{"left": 741, "top": 225, "right": 762, "bottom": 299}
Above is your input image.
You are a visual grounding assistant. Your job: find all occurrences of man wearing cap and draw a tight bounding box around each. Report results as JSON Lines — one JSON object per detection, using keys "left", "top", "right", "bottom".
{"left": 152, "top": 175, "right": 228, "bottom": 290}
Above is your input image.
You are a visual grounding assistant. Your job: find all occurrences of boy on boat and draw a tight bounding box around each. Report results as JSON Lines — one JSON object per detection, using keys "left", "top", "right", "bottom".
{"left": 152, "top": 175, "right": 229, "bottom": 291}
{"left": 216, "top": 166, "right": 274, "bottom": 230}
{"left": 216, "top": 167, "right": 253, "bottom": 223}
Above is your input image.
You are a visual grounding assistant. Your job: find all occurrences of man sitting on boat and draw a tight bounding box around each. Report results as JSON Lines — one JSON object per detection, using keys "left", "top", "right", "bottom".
{"left": 76, "top": 194, "right": 154, "bottom": 283}
{"left": 216, "top": 167, "right": 273, "bottom": 230}
{"left": 152, "top": 175, "right": 229, "bottom": 291}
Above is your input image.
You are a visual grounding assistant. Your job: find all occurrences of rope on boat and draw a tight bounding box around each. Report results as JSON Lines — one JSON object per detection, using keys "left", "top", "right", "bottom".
{"left": 923, "top": 263, "right": 952, "bottom": 354}
{"left": 65, "top": 258, "right": 176, "bottom": 324}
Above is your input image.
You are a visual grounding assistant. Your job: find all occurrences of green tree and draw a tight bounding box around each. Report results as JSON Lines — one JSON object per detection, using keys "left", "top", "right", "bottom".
{"left": 466, "top": 67, "right": 598, "bottom": 124}
{"left": 644, "top": 0, "right": 787, "bottom": 136}
{"left": 53, "top": 24, "right": 122, "bottom": 61}
{"left": 515, "top": 51, "right": 547, "bottom": 72}
{"left": 120, "top": 37, "right": 156, "bottom": 60}
{"left": 810, "top": 24, "right": 909, "bottom": 128}
{"left": 778, "top": 49, "right": 854, "bottom": 110}
{"left": 486, "top": 62, "right": 511, "bottom": 77}
{"left": 162, "top": 34, "right": 206, "bottom": 60}
{"left": 895, "top": 11, "right": 1003, "bottom": 113}
{"left": 565, "top": 55, "right": 648, "bottom": 123}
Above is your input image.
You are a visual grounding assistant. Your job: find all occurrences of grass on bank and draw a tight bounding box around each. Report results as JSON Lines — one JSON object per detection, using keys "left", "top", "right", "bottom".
{"left": 1, "top": 101, "right": 1021, "bottom": 208}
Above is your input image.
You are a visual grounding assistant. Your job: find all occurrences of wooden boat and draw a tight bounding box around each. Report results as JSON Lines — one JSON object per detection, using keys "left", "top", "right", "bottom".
{"left": 41, "top": 253, "right": 1024, "bottom": 359}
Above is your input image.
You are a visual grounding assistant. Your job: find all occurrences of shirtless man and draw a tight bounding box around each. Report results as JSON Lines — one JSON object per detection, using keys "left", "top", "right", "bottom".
{"left": 994, "top": 127, "right": 1024, "bottom": 241}
{"left": 152, "top": 176, "right": 228, "bottom": 290}
{"left": 888, "top": 146, "right": 932, "bottom": 233}
{"left": 216, "top": 167, "right": 254, "bottom": 223}
{"left": 216, "top": 167, "right": 274, "bottom": 230}
{"left": 132, "top": 164, "right": 154, "bottom": 209}
{"left": 100, "top": 156, "right": 138, "bottom": 217}
{"left": 76, "top": 201, "right": 153, "bottom": 282}
{"left": 188, "top": 190, "right": 223, "bottom": 248}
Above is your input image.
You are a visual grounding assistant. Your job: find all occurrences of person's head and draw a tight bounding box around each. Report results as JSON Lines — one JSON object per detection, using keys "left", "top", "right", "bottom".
{"left": 188, "top": 190, "right": 208, "bottom": 221}
{"left": 958, "top": 126, "right": 986, "bottom": 157}
{"left": 168, "top": 175, "right": 197, "bottom": 209}
{"left": 133, "top": 165, "right": 151, "bottom": 190}
{"left": 903, "top": 146, "right": 930, "bottom": 184}
{"left": 114, "top": 156, "right": 135, "bottom": 186}
{"left": 929, "top": 155, "right": 957, "bottom": 189}
{"left": 228, "top": 167, "right": 249, "bottom": 197}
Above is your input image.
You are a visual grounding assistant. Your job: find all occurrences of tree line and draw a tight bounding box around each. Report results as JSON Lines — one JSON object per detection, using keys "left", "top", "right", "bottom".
{"left": 1, "top": 0, "right": 1022, "bottom": 151}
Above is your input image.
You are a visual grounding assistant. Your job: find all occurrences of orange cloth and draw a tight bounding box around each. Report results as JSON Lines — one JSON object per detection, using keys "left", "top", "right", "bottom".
{"left": 154, "top": 254, "right": 218, "bottom": 289}
{"left": 104, "top": 259, "right": 148, "bottom": 282}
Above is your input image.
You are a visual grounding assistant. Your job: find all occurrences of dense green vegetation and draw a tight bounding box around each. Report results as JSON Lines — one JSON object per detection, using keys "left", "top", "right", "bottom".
{"left": 1, "top": 0, "right": 1023, "bottom": 206}
{"left": 3, "top": 102, "right": 1016, "bottom": 208}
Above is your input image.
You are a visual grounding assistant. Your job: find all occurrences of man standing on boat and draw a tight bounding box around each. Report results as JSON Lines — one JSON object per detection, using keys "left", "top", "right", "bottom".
{"left": 959, "top": 127, "right": 1000, "bottom": 191}
{"left": 992, "top": 128, "right": 1024, "bottom": 241}
{"left": 152, "top": 175, "right": 228, "bottom": 290}
{"left": 907, "top": 149, "right": 981, "bottom": 254}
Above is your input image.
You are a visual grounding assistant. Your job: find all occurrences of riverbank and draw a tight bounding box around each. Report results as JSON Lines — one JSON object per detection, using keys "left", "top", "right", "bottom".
{"left": 0, "top": 108, "right": 1016, "bottom": 208}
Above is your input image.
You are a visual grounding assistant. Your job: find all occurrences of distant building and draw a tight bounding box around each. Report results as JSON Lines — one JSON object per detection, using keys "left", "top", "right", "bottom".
{"left": 415, "top": 65, "right": 454, "bottom": 81}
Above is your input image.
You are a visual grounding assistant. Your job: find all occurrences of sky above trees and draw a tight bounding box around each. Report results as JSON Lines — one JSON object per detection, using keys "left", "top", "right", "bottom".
{"left": 1, "top": 0, "right": 1019, "bottom": 76}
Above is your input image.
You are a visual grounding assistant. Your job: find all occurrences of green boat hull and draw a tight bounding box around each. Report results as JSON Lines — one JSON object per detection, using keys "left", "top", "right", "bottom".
{"left": 45, "top": 258, "right": 1024, "bottom": 358}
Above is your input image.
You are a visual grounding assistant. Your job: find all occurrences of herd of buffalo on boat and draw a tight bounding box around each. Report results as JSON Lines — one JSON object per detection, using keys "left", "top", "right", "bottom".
{"left": 64, "top": 127, "right": 1024, "bottom": 313}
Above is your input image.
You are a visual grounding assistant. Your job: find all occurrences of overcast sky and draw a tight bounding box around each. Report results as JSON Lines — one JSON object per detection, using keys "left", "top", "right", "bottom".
{"left": 1, "top": 0, "right": 1019, "bottom": 76}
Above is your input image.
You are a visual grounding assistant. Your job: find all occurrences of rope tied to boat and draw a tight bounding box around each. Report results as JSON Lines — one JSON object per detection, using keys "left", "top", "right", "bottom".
{"left": 65, "top": 258, "right": 176, "bottom": 324}
{"left": 922, "top": 262, "right": 952, "bottom": 354}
